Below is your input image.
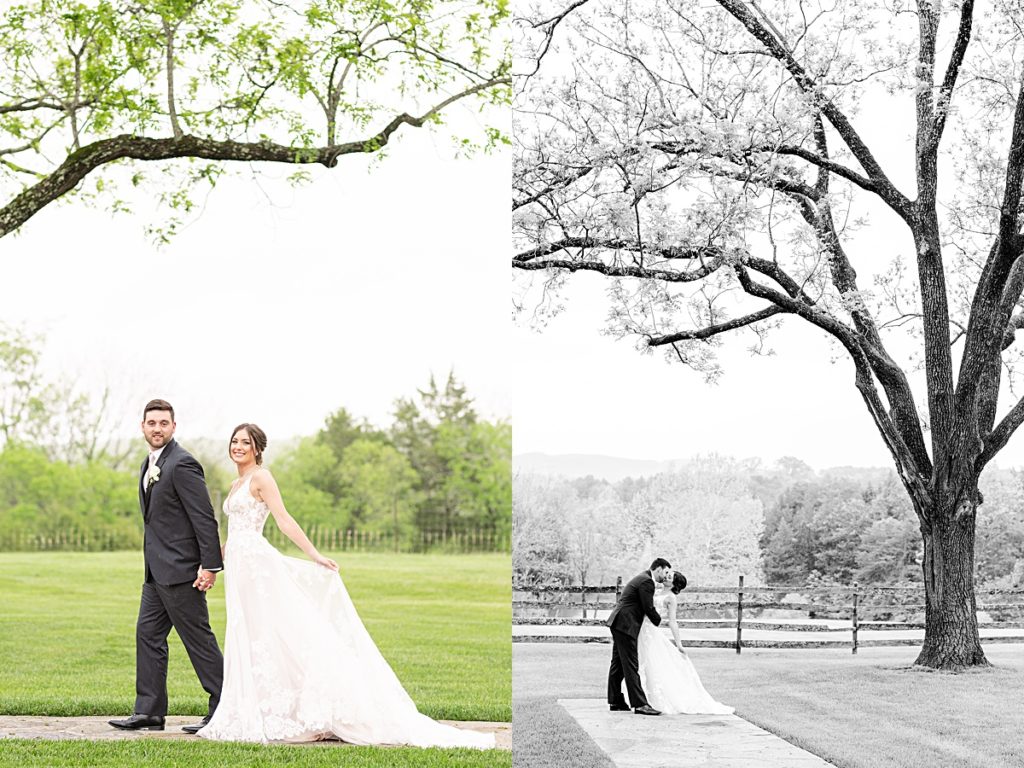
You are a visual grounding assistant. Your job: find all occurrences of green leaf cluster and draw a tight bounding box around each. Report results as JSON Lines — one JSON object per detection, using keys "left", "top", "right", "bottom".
{"left": 0, "top": 0, "right": 510, "bottom": 240}
{"left": 272, "top": 372, "right": 511, "bottom": 546}
{"left": 0, "top": 444, "right": 141, "bottom": 549}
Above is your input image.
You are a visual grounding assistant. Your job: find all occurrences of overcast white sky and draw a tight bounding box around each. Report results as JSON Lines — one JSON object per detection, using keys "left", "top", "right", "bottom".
{"left": 512, "top": 281, "right": 887, "bottom": 468}
{"left": 1, "top": 117, "right": 510, "bottom": 448}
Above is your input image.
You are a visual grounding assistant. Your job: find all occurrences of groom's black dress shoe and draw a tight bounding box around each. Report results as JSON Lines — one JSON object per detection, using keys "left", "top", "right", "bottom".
{"left": 182, "top": 715, "right": 212, "bottom": 734}
{"left": 609, "top": 704, "right": 631, "bottom": 711}
{"left": 634, "top": 705, "right": 661, "bottom": 716}
{"left": 108, "top": 714, "right": 165, "bottom": 731}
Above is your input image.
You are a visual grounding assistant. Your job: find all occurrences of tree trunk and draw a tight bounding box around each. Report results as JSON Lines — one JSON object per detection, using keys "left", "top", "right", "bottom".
{"left": 914, "top": 505, "right": 990, "bottom": 669}
{"left": 393, "top": 498, "right": 400, "bottom": 554}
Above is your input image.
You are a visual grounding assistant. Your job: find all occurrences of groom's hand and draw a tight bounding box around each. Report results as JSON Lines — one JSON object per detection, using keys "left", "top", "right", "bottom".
{"left": 193, "top": 568, "right": 217, "bottom": 591}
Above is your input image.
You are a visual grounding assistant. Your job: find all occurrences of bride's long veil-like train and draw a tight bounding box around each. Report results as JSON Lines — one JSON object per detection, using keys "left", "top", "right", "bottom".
{"left": 632, "top": 599, "right": 734, "bottom": 715}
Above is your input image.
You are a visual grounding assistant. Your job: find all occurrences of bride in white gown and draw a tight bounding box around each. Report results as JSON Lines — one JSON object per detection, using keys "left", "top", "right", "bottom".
{"left": 633, "top": 572, "right": 734, "bottom": 715}
{"left": 197, "top": 423, "right": 494, "bottom": 748}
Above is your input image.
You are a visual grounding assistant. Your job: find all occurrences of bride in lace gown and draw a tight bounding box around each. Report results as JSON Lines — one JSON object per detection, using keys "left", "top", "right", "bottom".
{"left": 633, "top": 572, "right": 734, "bottom": 715}
{"left": 197, "top": 423, "right": 494, "bottom": 748}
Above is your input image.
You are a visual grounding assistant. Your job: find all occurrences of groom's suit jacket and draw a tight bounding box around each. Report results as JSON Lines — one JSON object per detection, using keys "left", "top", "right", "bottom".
{"left": 606, "top": 570, "right": 661, "bottom": 637}
{"left": 139, "top": 439, "right": 224, "bottom": 585}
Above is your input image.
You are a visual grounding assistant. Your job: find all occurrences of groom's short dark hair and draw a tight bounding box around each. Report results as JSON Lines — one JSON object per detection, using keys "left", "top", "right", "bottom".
{"left": 650, "top": 557, "right": 671, "bottom": 570}
{"left": 143, "top": 399, "right": 175, "bottom": 421}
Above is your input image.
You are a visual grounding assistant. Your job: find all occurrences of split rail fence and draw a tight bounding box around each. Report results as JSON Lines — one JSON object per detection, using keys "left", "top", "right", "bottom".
{"left": 512, "top": 575, "right": 1024, "bottom": 652}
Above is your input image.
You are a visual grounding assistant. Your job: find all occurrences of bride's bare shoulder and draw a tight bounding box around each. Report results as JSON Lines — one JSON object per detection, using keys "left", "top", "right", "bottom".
{"left": 248, "top": 466, "right": 276, "bottom": 491}
{"left": 255, "top": 466, "right": 276, "bottom": 481}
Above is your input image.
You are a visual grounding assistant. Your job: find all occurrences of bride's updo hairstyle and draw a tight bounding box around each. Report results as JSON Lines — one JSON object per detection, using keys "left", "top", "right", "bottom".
{"left": 670, "top": 572, "right": 688, "bottom": 594}
{"left": 231, "top": 423, "right": 268, "bottom": 465}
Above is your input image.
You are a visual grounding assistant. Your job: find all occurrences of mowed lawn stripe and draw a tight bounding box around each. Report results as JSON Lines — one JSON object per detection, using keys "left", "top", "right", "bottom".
{"left": 0, "top": 552, "right": 510, "bottom": 723}
{"left": 0, "top": 739, "right": 511, "bottom": 767}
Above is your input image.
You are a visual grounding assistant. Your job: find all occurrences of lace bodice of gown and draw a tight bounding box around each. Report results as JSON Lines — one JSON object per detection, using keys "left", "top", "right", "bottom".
{"left": 223, "top": 474, "right": 270, "bottom": 535}
{"left": 653, "top": 590, "right": 669, "bottom": 615}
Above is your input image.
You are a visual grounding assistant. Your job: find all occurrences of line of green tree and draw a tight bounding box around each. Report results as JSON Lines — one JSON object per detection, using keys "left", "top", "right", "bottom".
{"left": 266, "top": 373, "right": 511, "bottom": 547}
{"left": 0, "top": 327, "right": 511, "bottom": 552}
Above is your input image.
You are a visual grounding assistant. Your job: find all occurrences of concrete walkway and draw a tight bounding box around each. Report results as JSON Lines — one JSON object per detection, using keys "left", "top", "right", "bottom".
{"left": 0, "top": 716, "right": 510, "bottom": 750}
{"left": 559, "top": 699, "right": 834, "bottom": 767}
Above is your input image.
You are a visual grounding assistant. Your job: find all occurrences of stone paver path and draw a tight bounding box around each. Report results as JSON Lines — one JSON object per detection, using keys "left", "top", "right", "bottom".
{"left": 559, "top": 699, "right": 834, "bottom": 768}
{"left": 0, "top": 716, "right": 510, "bottom": 750}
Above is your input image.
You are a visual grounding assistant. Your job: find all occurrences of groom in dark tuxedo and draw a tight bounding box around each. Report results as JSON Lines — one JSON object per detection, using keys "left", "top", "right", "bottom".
{"left": 109, "top": 399, "right": 225, "bottom": 734}
{"left": 606, "top": 558, "right": 671, "bottom": 716}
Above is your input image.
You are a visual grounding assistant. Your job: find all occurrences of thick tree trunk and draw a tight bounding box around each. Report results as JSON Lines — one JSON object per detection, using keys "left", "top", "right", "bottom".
{"left": 914, "top": 505, "right": 990, "bottom": 669}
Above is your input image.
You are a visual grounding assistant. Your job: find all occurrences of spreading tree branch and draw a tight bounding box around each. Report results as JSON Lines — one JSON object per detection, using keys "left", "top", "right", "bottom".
{"left": 981, "top": 392, "right": 1024, "bottom": 467}
{"left": 930, "top": 0, "right": 974, "bottom": 150}
{"left": 646, "top": 305, "right": 784, "bottom": 346}
{"left": 514, "top": 237, "right": 723, "bottom": 265}
{"left": 518, "top": 0, "right": 594, "bottom": 78}
{"left": 0, "top": 77, "right": 508, "bottom": 238}
{"left": 653, "top": 139, "right": 874, "bottom": 199}
{"left": 513, "top": 163, "right": 595, "bottom": 210}
{"left": 732, "top": 261, "right": 930, "bottom": 504}
{"left": 714, "top": 0, "right": 912, "bottom": 220}
{"left": 513, "top": 255, "right": 725, "bottom": 283}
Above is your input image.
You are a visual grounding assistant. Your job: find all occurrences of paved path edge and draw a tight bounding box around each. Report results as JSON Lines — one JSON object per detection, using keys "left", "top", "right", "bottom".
{"left": 0, "top": 715, "right": 511, "bottom": 751}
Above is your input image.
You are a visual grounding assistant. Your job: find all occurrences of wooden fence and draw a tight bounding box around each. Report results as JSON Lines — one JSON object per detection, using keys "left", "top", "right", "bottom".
{"left": 0, "top": 525, "right": 510, "bottom": 554}
{"left": 263, "top": 525, "right": 510, "bottom": 554}
{"left": 513, "top": 575, "right": 1024, "bottom": 651}
{"left": 0, "top": 529, "right": 139, "bottom": 552}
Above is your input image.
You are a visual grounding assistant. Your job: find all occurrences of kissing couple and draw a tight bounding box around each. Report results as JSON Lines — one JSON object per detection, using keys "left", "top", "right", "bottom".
{"left": 109, "top": 399, "right": 493, "bottom": 748}
{"left": 607, "top": 558, "right": 734, "bottom": 716}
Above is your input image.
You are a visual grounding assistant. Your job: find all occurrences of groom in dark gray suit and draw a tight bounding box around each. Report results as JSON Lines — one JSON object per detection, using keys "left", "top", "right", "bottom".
{"left": 109, "top": 399, "right": 225, "bottom": 733}
{"left": 606, "top": 557, "right": 671, "bottom": 716}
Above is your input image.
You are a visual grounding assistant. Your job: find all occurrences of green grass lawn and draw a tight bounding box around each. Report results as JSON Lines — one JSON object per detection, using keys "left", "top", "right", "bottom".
{"left": 0, "top": 551, "right": 510, "bottom": 766}
{"left": 0, "top": 740, "right": 507, "bottom": 768}
{"left": 514, "top": 642, "right": 1024, "bottom": 768}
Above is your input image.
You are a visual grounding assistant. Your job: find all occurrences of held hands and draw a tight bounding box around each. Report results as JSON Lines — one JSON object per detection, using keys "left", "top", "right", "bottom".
{"left": 313, "top": 553, "right": 339, "bottom": 572}
{"left": 193, "top": 568, "right": 218, "bottom": 591}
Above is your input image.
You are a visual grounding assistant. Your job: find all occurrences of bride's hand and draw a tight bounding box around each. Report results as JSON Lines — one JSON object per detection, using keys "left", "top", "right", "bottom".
{"left": 676, "top": 643, "right": 687, "bottom": 655}
{"left": 313, "top": 553, "right": 339, "bottom": 571}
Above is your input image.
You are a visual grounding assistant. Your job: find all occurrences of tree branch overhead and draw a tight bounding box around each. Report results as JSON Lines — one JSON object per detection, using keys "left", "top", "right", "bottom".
{"left": 0, "top": 0, "right": 511, "bottom": 240}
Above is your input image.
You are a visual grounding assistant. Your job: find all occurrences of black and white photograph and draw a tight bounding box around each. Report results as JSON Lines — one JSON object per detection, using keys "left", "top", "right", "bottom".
{"left": 513, "top": 1, "right": 1024, "bottom": 767}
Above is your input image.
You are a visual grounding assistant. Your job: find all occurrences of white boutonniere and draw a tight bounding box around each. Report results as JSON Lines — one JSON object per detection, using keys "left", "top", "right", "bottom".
{"left": 148, "top": 465, "right": 161, "bottom": 486}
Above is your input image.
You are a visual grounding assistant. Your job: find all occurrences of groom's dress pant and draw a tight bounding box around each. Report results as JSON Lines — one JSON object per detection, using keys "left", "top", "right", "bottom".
{"left": 608, "top": 628, "right": 649, "bottom": 709}
{"left": 135, "top": 581, "right": 224, "bottom": 717}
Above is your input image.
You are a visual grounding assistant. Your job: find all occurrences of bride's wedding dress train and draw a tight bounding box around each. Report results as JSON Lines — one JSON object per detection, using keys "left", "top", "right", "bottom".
{"left": 633, "top": 616, "right": 734, "bottom": 715}
{"left": 198, "top": 475, "right": 494, "bottom": 748}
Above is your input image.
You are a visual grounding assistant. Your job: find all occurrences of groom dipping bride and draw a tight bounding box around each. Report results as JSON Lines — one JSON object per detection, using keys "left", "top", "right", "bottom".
{"left": 606, "top": 558, "right": 734, "bottom": 717}
{"left": 109, "top": 399, "right": 493, "bottom": 748}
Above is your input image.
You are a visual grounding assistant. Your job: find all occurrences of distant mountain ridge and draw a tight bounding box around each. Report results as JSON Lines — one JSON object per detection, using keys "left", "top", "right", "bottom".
{"left": 514, "top": 452, "right": 685, "bottom": 481}
{"left": 514, "top": 452, "right": 902, "bottom": 482}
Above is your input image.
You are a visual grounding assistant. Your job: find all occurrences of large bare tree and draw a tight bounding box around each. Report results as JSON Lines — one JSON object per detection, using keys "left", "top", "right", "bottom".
{"left": 0, "top": 0, "right": 509, "bottom": 240}
{"left": 513, "top": 0, "right": 1024, "bottom": 669}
